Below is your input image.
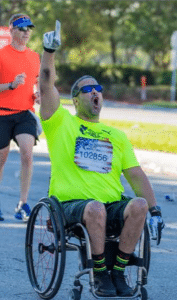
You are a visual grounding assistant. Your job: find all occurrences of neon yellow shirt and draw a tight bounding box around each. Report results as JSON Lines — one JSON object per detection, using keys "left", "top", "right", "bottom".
{"left": 41, "top": 105, "right": 139, "bottom": 203}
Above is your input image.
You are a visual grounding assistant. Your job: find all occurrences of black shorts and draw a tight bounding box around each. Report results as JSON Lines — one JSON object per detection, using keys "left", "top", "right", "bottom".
{"left": 61, "top": 195, "right": 132, "bottom": 236}
{"left": 0, "top": 111, "right": 38, "bottom": 149}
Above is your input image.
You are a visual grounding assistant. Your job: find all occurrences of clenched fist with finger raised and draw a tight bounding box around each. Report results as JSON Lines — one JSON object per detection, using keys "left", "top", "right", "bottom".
{"left": 43, "top": 20, "right": 61, "bottom": 53}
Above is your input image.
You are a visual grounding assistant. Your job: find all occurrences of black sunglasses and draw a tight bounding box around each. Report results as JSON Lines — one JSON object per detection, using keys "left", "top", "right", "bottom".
{"left": 16, "top": 26, "right": 32, "bottom": 32}
{"left": 73, "top": 85, "right": 103, "bottom": 97}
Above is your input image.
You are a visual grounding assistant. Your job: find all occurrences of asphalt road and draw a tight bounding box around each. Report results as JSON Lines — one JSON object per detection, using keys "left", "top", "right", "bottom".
{"left": 0, "top": 149, "right": 177, "bottom": 300}
{"left": 35, "top": 99, "right": 177, "bottom": 126}
{"left": 62, "top": 100, "right": 177, "bottom": 126}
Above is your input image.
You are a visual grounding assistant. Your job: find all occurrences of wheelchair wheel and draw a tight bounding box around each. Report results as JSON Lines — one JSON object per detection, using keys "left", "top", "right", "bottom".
{"left": 124, "top": 221, "right": 151, "bottom": 291}
{"left": 141, "top": 286, "right": 148, "bottom": 300}
{"left": 143, "top": 222, "right": 151, "bottom": 273}
{"left": 25, "top": 197, "right": 66, "bottom": 299}
{"left": 69, "top": 280, "right": 83, "bottom": 300}
{"left": 69, "top": 288, "right": 82, "bottom": 300}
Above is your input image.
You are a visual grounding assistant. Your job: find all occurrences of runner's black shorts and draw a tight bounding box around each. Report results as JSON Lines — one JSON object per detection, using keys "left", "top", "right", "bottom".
{"left": 61, "top": 195, "right": 132, "bottom": 236}
{"left": 0, "top": 111, "right": 38, "bottom": 149}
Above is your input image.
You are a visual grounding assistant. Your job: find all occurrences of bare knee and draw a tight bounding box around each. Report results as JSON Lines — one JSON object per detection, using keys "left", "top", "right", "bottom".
{"left": 83, "top": 201, "right": 106, "bottom": 225}
{"left": 124, "top": 197, "right": 148, "bottom": 220}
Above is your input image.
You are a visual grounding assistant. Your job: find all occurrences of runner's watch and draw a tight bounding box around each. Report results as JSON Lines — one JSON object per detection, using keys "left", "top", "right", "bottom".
{"left": 8, "top": 82, "right": 14, "bottom": 90}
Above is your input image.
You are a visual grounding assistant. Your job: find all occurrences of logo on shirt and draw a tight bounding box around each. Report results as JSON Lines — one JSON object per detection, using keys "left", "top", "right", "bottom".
{"left": 79, "top": 125, "right": 111, "bottom": 139}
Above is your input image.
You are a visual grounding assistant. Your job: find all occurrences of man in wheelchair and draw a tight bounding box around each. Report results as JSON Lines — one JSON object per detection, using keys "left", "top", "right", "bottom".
{"left": 39, "top": 21, "right": 164, "bottom": 298}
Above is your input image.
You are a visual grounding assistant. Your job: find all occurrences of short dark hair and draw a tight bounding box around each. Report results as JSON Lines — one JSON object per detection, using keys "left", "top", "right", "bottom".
{"left": 9, "top": 13, "right": 30, "bottom": 26}
{"left": 71, "top": 75, "right": 98, "bottom": 98}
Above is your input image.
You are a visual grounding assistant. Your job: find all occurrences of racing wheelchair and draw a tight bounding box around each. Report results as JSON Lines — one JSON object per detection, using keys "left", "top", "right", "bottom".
{"left": 25, "top": 196, "right": 151, "bottom": 300}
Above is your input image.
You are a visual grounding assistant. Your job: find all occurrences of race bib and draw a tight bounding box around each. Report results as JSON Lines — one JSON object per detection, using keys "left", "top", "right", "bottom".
{"left": 74, "top": 137, "right": 113, "bottom": 173}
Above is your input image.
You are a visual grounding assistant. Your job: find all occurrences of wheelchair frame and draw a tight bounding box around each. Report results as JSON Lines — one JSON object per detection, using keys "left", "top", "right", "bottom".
{"left": 25, "top": 196, "right": 151, "bottom": 300}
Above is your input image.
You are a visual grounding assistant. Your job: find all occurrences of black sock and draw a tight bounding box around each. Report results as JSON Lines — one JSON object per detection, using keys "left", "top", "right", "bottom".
{"left": 92, "top": 253, "right": 107, "bottom": 273}
{"left": 113, "top": 248, "right": 131, "bottom": 272}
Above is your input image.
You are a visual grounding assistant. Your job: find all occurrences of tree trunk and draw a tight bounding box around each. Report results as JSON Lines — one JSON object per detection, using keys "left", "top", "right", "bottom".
{"left": 110, "top": 35, "right": 117, "bottom": 64}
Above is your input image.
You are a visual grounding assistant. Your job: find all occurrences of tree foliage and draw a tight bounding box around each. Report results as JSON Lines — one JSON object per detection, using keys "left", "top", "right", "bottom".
{"left": 1, "top": 0, "right": 177, "bottom": 70}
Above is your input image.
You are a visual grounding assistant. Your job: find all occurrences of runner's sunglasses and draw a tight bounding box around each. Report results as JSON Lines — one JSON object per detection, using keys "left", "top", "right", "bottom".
{"left": 15, "top": 26, "right": 32, "bottom": 32}
{"left": 73, "top": 85, "right": 103, "bottom": 97}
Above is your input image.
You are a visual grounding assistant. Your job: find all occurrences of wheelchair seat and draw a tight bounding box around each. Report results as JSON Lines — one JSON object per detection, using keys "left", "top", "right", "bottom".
{"left": 25, "top": 196, "right": 150, "bottom": 300}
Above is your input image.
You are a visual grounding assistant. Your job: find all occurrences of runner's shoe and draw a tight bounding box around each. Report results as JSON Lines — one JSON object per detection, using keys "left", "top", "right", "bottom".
{"left": 14, "top": 203, "right": 31, "bottom": 222}
{"left": 0, "top": 209, "right": 4, "bottom": 221}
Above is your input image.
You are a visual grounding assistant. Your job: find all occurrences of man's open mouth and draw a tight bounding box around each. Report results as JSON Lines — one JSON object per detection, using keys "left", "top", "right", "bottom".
{"left": 93, "top": 97, "right": 99, "bottom": 106}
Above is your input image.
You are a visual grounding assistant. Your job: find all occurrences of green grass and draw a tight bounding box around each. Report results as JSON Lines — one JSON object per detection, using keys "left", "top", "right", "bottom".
{"left": 102, "top": 119, "right": 177, "bottom": 154}
{"left": 143, "top": 100, "right": 177, "bottom": 109}
{"left": 61, "top": 98, "right": 73, "bottom": 105}
{"left": 39, "top": 98, "right": 177, "bottom": 154}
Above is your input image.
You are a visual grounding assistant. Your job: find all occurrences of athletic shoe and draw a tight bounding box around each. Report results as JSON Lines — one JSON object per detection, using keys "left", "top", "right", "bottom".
{"left": 14, "top": 203, "right": 31, "bottom": 222}
{"left": 94, "top": 270, "right": 117, "bottom": 297}
{"left": 111, "top": 269, "right": 134, "bottom": 296}
{"left": 0, "top": 209, "right": 4, "bottom": 221}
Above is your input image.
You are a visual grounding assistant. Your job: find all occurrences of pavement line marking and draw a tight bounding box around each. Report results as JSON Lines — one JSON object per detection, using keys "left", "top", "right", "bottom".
{"left": 0, "top": 223, "right": 27, "bottom": 228}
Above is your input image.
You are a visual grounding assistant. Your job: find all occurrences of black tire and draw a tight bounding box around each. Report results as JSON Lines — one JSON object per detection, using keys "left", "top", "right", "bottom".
{"left": 141, "top": 286, "right": 148, "bottom": 300}
{"left": 69, "top": 289, "right": 82, "bottom": 300}
{"left": 25, "top": 197, "right": 66, "bottom": 299}
{"left": 142, "top": 222, "right": 151, "bottom": 285}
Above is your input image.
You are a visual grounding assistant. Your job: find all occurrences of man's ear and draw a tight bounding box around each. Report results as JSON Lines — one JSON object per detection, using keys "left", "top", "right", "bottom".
{"left": 73, "top": 97, "right": 78, "bottom": 108}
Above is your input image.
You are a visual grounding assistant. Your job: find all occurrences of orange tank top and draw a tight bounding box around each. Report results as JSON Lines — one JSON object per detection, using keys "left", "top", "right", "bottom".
{"left": 0, "top": 45, "right": 40, "bottom": 115}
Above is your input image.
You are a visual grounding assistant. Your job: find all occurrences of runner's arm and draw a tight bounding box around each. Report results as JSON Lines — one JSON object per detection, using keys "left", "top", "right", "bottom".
{"left": 0, "top": 83, "right": 14, "bottom": 92}
{"left": 0, "top": 73, "right": 26, "bottom": 92}
{"left": 122, "top": 166, "right": 157, "bottom": 209}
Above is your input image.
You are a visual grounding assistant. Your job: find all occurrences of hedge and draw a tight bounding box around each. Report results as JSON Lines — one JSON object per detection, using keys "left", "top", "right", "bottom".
{"left": 56, "top": 64, "right": 173, "bottom": 89}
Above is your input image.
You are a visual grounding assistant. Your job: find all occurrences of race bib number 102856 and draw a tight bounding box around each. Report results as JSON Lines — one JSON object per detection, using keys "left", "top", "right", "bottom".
{"left": 74, "top": 137, "right": 113, "bottom": 173}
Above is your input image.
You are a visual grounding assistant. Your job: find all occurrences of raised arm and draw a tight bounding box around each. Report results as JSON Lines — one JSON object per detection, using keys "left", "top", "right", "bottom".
{"left": 40, "top": 20, "right": 61, "bottom": 120}
{"left": 40, "top": 51, "right": 60, "bottom": 120}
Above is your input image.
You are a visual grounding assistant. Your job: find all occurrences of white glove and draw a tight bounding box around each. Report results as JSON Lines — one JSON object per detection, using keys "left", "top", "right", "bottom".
{"left": 148, "top": 216, "right": 164, "bottom": 245}
{"left": 43, "top": 20, "right": 61, "bottom": 52}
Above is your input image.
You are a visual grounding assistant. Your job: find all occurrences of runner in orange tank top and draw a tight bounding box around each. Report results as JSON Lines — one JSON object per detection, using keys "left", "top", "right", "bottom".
{"left": 0, "top": 13, "right": 40, "bottom": 221}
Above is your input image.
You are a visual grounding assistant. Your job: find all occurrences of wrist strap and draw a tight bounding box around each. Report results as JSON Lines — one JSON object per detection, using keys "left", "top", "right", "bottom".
{"left": 9, "top": 82, "right": 14, "bottom": 90}
{"left": 151, "top": 211, "right": 161, "bottom": 217}
{"left": 149, "top": 205, "right": 161, "bottom": 216}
